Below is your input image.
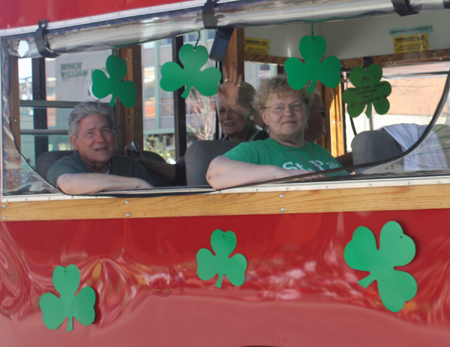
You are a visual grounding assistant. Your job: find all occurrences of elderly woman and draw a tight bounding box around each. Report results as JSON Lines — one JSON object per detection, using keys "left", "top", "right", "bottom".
{"left": 130, "top": 65, "right": 267, "bottom": 186}
{"left": 206, "top": 76, "right": 345, "bottom": 189}
{"left": 217, "top": 65, "right": 267, "bottom": 141}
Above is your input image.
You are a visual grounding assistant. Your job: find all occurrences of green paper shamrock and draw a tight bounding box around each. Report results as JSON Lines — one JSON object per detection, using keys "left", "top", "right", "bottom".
{"left": 160, "top": 44, "right": 222, "bottom": 98}
{"left": 39, "top": 264, "right": 96, "bottom": 332}
{"left": 343, "top": 64, "right": 391, "bottom": 118}
{"left": 91, "top": 55, "right": 137, "bottom": 108}
{"left": 196, "top": 229, "right": 247, "bottom": 288}
{"left": 285, "top": 35, "right": 341, "bottom": 92}
{"left": 344, "top": 221, "right": 417, "bottom": 312}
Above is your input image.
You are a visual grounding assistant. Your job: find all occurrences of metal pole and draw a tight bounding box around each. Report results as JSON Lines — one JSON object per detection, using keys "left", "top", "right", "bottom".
{"left": 172, "top": 36, "right": 187, "bottom": 159}
{"left": 154, "top": 40, "right": 161, "bottom": 130}
{"left": 32, "top": 57, "right": 48, "bottom": 160}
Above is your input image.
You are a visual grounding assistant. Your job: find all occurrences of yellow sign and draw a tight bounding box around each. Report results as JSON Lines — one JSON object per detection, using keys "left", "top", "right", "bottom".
{"left": 394, "top": 34, "right": 428, "bottom": 54}
{"left": 244, "top": 37, "right": 270, "bottom": 56}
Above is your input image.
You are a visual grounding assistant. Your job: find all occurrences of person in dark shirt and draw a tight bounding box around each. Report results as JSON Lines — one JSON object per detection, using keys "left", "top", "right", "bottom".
{"left": 47, "top": 102, "right": 153, "bottom": 195}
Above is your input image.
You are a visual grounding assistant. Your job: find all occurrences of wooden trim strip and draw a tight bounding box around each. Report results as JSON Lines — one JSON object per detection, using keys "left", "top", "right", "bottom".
{"left": 244, "top": 53, "right": 288, "bottom": 66}
{"left": 118, "top": 45, "right": 143, "bottom": 149}
{"left": 226, "top": 28, "right": 245, "bottom": 78}
{"left": 2, "top": 183, "right": 450, "bottom": 221}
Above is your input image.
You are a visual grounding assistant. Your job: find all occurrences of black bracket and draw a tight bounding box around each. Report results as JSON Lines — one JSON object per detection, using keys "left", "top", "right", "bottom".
{"left": 209, "top": 28, "right": 235, "bottom": 62}
{"left": 34, "top": 20, "right": 59, "bottom": 58}
{"left": 202, "top": 0, "right": 236, "bottom": 61}
{"left": 203, "top": 0, "right": 219, "bottom": 29}
{"left": 391, "top": 0, "right": 420, "bottom": 16}
{"left": 363, "top": 56, "right": 373, "bottom": 69}
{"left": 445, "top": 0, "right": 450, "bottom": 9}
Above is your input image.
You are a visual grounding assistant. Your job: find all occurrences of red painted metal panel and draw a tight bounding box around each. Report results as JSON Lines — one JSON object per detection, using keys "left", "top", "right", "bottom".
{"left": 0, "top": 0, "right": 189, "bottom": 30}
{"left": 1, "top": 210, "right": 450, "bottom": 346}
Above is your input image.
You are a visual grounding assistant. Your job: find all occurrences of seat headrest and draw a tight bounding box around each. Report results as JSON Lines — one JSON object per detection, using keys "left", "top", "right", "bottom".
{"left": 185, "top": 140, "right": 241, "bottom": 186}
{"left": 351, "top": 129, "right": 403, "bottom": 173}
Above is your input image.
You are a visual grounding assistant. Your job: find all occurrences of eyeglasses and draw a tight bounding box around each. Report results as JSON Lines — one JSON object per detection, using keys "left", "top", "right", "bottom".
{"left": 262, "top": 101, "right": 305, "bottom": 115}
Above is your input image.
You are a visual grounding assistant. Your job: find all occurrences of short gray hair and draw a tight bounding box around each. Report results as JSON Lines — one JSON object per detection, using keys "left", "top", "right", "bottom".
{"left": 253, "top": 75, "right": 314, "bottom": 118}
{"left": 68, "top": 102, "right": 114, "bottom": 138}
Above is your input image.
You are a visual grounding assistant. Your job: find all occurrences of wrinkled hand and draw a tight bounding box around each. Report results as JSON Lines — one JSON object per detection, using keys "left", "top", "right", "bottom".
{"left": 218, "top": 65, "right": 264, "bottom": 128}
{"left": 217, "top": 64, "right": 242, "bottom": 110}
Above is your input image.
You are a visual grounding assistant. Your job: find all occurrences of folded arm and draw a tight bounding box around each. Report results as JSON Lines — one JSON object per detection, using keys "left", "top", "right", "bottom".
{"left": 56, "top": 173, "right": 153, "bottom": 195}
{"left": 206, "top": 156, "right": 315, "bottom": 189}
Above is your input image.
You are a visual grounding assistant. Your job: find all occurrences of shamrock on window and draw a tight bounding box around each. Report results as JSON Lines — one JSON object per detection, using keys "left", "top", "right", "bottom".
{"left": 344, "top": 221, "right": 417, "bottom": 312}
{"left": 285, "top": 35, "right": 341, "bottom": 92}
{"left": 160, "top": 44, "right": 222, "bottom": 98}
{"left": 343, "top": 63, "right": 391, "bottom": 118}
{"left": 196, "top": 229, "right": 247, "bottom": 288}
{"left": 91, "top": 55, "right": 137, "bottom": 108}
{"left": 39, "top": 264, "right": 96, "bottom": 331}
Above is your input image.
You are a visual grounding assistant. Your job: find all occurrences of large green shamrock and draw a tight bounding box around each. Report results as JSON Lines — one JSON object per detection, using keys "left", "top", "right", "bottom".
{"left": 344, "top": 221, "right": 417, "bottom": 312}
{"left": 343, "top": 63, "right": 391, "bottom": 118}
{"left": 91, "top": 55, "right": 137, "bottom": 108}
{"left": 285, "top": 35, "right": 341, "bottom": 92}
{"left": 39, "top": 264, "right": 96, "bottom": 332}
{"left": 160, "top": 44, "right": 222, "bottom": 98}
{"left": 196, "top": 229, "right": 247, "bottom": 288}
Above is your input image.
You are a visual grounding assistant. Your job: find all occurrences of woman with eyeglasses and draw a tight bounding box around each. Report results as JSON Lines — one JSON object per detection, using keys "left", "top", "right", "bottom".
{"left": 206, "top": 75, "right": 346, "bottom": 189}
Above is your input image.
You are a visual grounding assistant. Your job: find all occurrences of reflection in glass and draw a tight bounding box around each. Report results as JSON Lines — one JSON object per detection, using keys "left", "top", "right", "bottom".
{"left": 348, "top": 62, "right": 450, "bottom": 175}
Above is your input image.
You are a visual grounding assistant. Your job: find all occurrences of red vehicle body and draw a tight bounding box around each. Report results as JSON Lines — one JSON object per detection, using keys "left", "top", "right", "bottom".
{"left": 1, "top": 0, "right": 450, "bottom": 346}
{"left": 2, "top": 208, "right": 450, "bottom": 346}
{"left": 0, "top": 0, "right": 183, "bottom": 30}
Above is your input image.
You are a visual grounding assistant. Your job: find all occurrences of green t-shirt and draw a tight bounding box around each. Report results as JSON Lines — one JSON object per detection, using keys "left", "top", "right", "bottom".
{"left": 47, "top": 150, "right": 153, "bottom": 186}
{"left": 223, "top": 138, "right": 346, "bottom": 176}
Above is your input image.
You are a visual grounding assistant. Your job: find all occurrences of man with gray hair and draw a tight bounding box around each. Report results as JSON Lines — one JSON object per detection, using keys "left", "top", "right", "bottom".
{"left": 47, "top": 102, "right": 153, "bottom": 194}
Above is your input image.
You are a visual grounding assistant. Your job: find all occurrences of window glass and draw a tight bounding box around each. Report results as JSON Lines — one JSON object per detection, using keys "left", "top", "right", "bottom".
{"left": 344, "top": 62, "right": 450, "bottom": 175}
{"left": 19, "top": 107, "right": 72, "bottom": 168}
{"left": 244, "top": 62, "right": 277, "bottom": 90}
{"left": 142, "top": 39, "right": 175, "bottom": 163}
{"left": 17, "top": 51, "right": 112, "bottom": 168}
{"left": 345, "top": 63, "right": 450, "bottom": 152}
{"left": 142, "top": 30, "right": 217, "bottom": 162}
{"left": 8, "top": 30, "right": 450, "bottom": 196}
{"left": 19, "top": 58, "right": 32, "bottom": 100}
{"left": 46, "top": 51, "right": 112, "bottom": 103}
{"left": 186, "top": 91, "right": 216, "bottom": 142}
